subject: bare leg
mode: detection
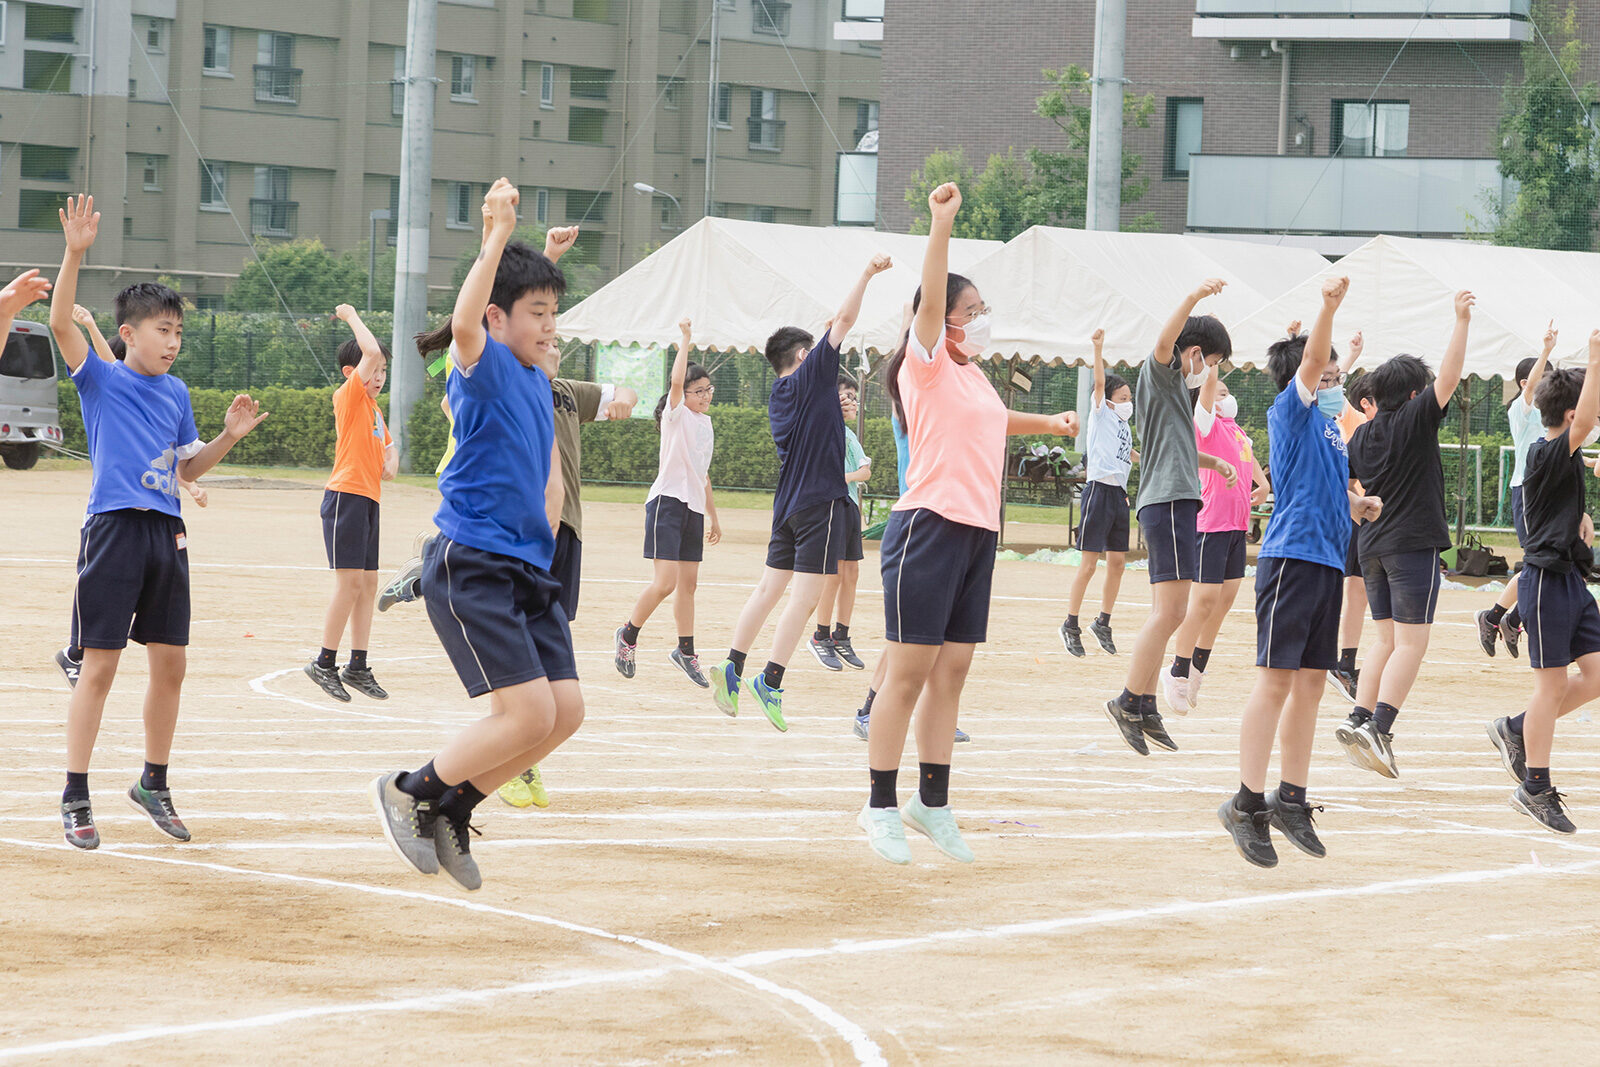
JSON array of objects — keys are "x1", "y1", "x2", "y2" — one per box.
[
  {"x1": 1171, "y1": 582, "x2": 1223, "y2": 668},
  {"x1": 1276, "y1": 669, "x2": 1328, "y2": 788},
  {"x1": 320, "y1": 569, "x2": 366, "y2": 651},
  {"x1": 768, "y1": 572, "x2": 829, "y2": 669},
  {"x1": 835, "y1": 560, "x2": 860, "y2": 627},
  {"x1": 1100, "y1": 552, "x2": 1126, "y2": 616},
  {"x1": 65, "y1": 648, "x2": 122, "y2": 774},
  {"x1": 1194, "y1": 578, "x2": 1243, "y2": 651},
  {"x1": 1125, "y1": 580, "x2": 1191, "y2": 696},
  {"x1": 815, "y1": 574, "x2": 842, "y2": 631},
  {"x1": 867, "y1": 640, "x2": 942, "y2": 779},
  {"x1": 1494, "y1": 580, "x2": 1519, "y2": 613},
  {"x1": 628, "y1": 559, "x2": 680, "y2": 631},
  {"x1": 671, "y1": 562, "x2": 699, "y2": 640},
  {"x1": 1374, "y1": 621, "x2": 1432, "y2": 714},
  {"x1": 349, "y1": 571, "x2": 380, "y2": 650},
  {"x1": 912, "y1": 642, "x2": 975, "y2": 767},
  {"x1": 1067, "y1": 551, "x2": 1100, "y2": 618},
  {"x1": 1238, "y1": 667, "x2": 1294, "y2": 791},
  {"x1": 433, "y1": 678, "x2": 559, "y2": 787},
  {"x1": 1339, "y1": 576, "x2": 1366, "y2": 652},
  {"x1": 141, "y1": 643, "x2": 186, "y2": 765},
  {"x1": 728, "y1": 567, "x2": 791, "y2": 655},
  {"x1": 471, "y1": 680, "x2": 586, "y2": 792},
  {"x1": 1354, "y1": 618, "x2": 1394, "y2": 710}
]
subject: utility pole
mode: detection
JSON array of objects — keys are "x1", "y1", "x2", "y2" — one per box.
[
  {"x1": 703, "y1": 0, "x2": 721, "y2": 217},
  {"x1": 389, "y1": 0, "x2": 437, "y2": 473},
  {"x1": 1085, "y1": 0, "x2": 1126, "y2": 233}
]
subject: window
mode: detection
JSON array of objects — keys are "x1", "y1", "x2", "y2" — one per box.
[
  {"x1": 570, "y1": 66, "x2": 611, "y2": 101},
  {"x1": 753, "y1": 1, "x2": 790, "y2": 35},
  {"x1": 450, "y1": 54, "x2": 476, "y2": 101},
  {"x1": 25, "y1": 4, "x2": 74, "y2": 43},
  {"x1": 145, "y1": 19, "x2": 162, "y2": 51},
  {"x1": 448, "y1": 182, "x2": 475, "y2": 228},
  {"x1": 255, "y1": 32, "x2": 298, "y2": 104},
  {"x1": 20, "y1": 145, "x2": 74, "y2": 181},
  {"x1": 1333, "y1": 101, "x2": 1409, "y2": 158},
  {"x1": 251, "y1": 166, "x2": 294, "y2": 236},
  {"x1": 748, "y1": 88, "x2": 781, "y2": 151},
  {"x1": 19, "y1": 190, "x2": 70, "y2": 230},
  {"x1": 569, "y1": 107, "x2": 607, "y2": 144},
  {"x1": 22, "y1": 52, "x2": 73, "y2": 92},
  {"x1": 1165, "y1": 97, "x2": 1203, "y2": 178},
  {"x1": 521, "y1": 61, "x2": 530, "y2": 95},
  {"x1": 199, "y1": 160, "x2": 227, "y2": 210},
  {"x1": 660, "y1": 77, "x2": 680, "y2": 110},
  {"x1": 853, "y1": 100, "x2": 878, "y2": 145},
  {"x1": 124, "y1": 216, "x2": 134, "y2": 238},
  {"x1": 749, "y1": 205, "x2": 776, "y2": 224},
  {"x1": 392, "y1": 49, "x2": 406, "y2": 116},
  {"x1": 540, "y1": 63, "x2": 554, "y2": 108},
  {"x1": 203, "y1": 26, "x2": 231, "y2": 74},
  {"x1": 142, "y1": 155, "x2": 162, "y2": 191},
  {"x1": 535, "y1": 188, "x2": 550, "y2": 224},
  {"x1": 127, "y1": 78, "x2": 136, "y2": 99},
  {"x1": 715, "y1": 83, "x2": 732, "y2": 128},
  {"x1": 0, "y1": 330, "x2": 56, "y2": 380}
]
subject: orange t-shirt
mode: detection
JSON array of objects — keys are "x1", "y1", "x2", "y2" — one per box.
[{"x1": 326, "y1": 373, "x2": 391, "y2": 502}]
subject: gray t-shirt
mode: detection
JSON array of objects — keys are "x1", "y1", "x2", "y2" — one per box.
[{"x1": 1133, "y1": 352, "x2": 1202, "y2": 511}]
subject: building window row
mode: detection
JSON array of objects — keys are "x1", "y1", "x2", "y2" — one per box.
[{"x1": 1159, "y1": 97, "x2": 1412, "y2": 177}]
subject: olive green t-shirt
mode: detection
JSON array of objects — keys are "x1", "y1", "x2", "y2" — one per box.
[{"x1": 551, "y1": 378, "x2": 606, "y2": 539}]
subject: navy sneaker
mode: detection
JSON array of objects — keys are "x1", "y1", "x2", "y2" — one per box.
[
  {"x1": 126, "y1": 783, "x2": 191, "y2": 841},
  {"x1": 1104, "y1": 698, "x2": 1149, "y2": 756},
  {"x1": 832, "y1": 634, "x2": 866, "y2": 670},
  {"x1": 61, "y1": 799, "x2": 99, "y2": 850},
  {"x1": 55, "y1": 647, "x2": 81, "y2": 688},
  {"x1": 808, "y1": 635, "x2": 844, "y2": 672},
  {"x1": 1487, "y1": 716, "x2": 1527, "y2": 784},
  {"x1": 1059, "y1": 621, "x2": 1085, "y2": 658}
]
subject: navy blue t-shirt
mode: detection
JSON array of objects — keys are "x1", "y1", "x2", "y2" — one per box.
[{"x1": 769, "y1": 333, "x2": 848, "y2": 528}]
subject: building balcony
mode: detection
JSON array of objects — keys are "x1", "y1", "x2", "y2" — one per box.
[
  {"x1": 1185, "y1": 154, "x2": 1510, "y2": 237},
  {"x1": 253, "y1": 65, "x2": 302, "y2": 105},
  {"x1": 249, "y1": 199, "x2": 298, "y2": 237},
  {"x1": 1193, "y1": 1, "x2": 1530, "y2": 41}
]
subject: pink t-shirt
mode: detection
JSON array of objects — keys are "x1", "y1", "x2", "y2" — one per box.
[
  {"x1": 1195, "y1": 405, "x2": 1254, "y2": 533},
  {"x1": 892, "y1": 326, "x2": 1009, "y2": 531}
]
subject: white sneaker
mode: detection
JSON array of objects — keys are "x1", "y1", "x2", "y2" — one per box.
[
  {"x1": 1186, "y1": 667, "x2": 1204, "y2": 711},
  {"x1": 901, "y1": 794, "x2": 975, "y2": 863},
  {"x1": 1160, "y1": 664, "x2": 1191, "y2": 716},
  {"x1": 858, "y1": 803, "x2": 911, "y2": 865}
]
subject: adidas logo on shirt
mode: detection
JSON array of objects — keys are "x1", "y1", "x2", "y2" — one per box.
[{"x1": 140, "y1": 448, "x2": 181, "y2": 496}]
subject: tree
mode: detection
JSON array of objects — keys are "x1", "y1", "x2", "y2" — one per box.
[
  {"x1": 906, "y1": 148, "x2": 1050, "y2": 241},
  {"x1": 448, "y1": 224, "x2": 605, "y2": 309},
  {"x1": 227, "y1": 238, "x2": 371, "y2": 313},
  {"x1": 1490, "y1": 0, "x2": 1599, "y2": 251}
]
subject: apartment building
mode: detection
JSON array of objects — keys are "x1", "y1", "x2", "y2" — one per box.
[
  {"x1": 880, "y1": 1, "x2": 1600, "y2": 252},
  {"x1": 0, "y1": 0, "x2": 880, "y2": 308}
]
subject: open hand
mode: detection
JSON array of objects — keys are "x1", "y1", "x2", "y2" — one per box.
[
  {"x1": 70, "y1": 303, "x2": 95, "y2": 328},
  {"x1": 223, "y1": 394, "x2": 269, "y2": 440},
  {"x1": 180, "y1": 478, "x2": 209, "y2": 508},
  {"x1": 0, "y1": 269, "x2": 51, "y2": 317},
  {"x1": 59, "y1": 195, "x2": 100, "y2": 254}
]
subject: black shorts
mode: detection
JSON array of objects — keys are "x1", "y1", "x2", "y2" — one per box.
[
  {"x1": 1196, "y1": 528, "x2": 1247, "y2": 584},
  {"x1": 1078, "y1": 481, "x2": 1130, "y2": 553},
  {"x1": 881, "y1": 508, "x2": 997, "y2": 645},
  {"x1": 1511, "y1": 485, "x2": 1527, "y2": 544},
  {"x1": 1255, "y1": 557, "x2": 1341, "y2": 671},
  {"x1": 422, "y1": 535, "x2": 578, "y2": 698},
  {"x1": 1344, "y1": 523, "x2": 1363, "y2": 579},
  {"x1": 1138, "y1": 499, "x2": 1200, "y2": 584},
  {"x1": 1362, "y1": 548, "x2": 1442, "y2": 625},
  {"x1": 766, "y1": 497, "x2": 852, "y2": 576},
  {"x1": 1521, "y1": 564, "x2": 1600, "y2": 669},
  {"x1": 644, "y1": 495, "x2": 705, "y2": 563},
  {"x1": 321, "y1": 490, "x2": 380, "y2": 571},
  {"x1": 551, "y1": 522, "x2": 582, "y2": 621},
  {"x1": 838, "y1": 500, "x2": 864, "y2": 563},
  {"x1": 72, "y1": 509, "x2": 191, "y2": 650}
]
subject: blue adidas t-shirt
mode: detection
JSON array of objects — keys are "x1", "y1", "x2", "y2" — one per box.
[
  {"x1": 768, "y1": 333, "x2": 848, "y2": 528},
  {"x1": 1259, "y1": 381, "x2": 1350, "y2": 571},
  {"x1": 71, "y1": 355, "x2": 202, "y2": 518},
  {"x1": 435, "y1": 336, "x2": 557, "y2": 570}
]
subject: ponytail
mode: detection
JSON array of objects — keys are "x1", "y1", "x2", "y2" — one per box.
[{"x1": 415, "y1": 320, "x2": 454, "y2": 360}]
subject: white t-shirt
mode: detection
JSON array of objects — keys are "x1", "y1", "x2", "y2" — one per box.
[{"x1": 648, "y1": 399, "x2": 715, "y2": 513}]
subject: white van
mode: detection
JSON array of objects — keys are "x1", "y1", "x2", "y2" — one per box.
[{"x1": 0, "y1": 320, "x2": 64, "y2": 470}]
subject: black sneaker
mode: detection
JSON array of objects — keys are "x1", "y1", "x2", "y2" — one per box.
[
  {"x1": 1266, "y1": 789, "x2": 1325, "y2": 858},
  {"x1": 1511, "y1": 785, "x2": 1576, "y2": 834},
  {"x1": 1060, "y1": 621, "x2": 1086, "y2": 658},
  {"x1": 304, "y1": 661, "x2": 352, "y2": 702},
  {"x1": 434, "y1": 816, "x2": 483, "y2": 890},
  {"x1": 61, "y1": 798, "x2": 99, "y2": 850},
  {"x1": 126, "y1": 783, "x2": 191, "y2": 841},
  {"x1": 1142, "y1": 708, "x2": 1178, "y2": 752},
  {"x1": 340, "y1": 666, "x2": 388, "y2": 700},
  {"x1": 832, "y1": 634, "x2": 866, "y2": 670},
  {"x1": 1217, "y1": 798, "x2": 1277, "y2": 868},
  {"x1": 1474, "y1": 609, "x2": 1499, "y2": 657},
  {"x1": 1089, "y1": 618, "x2": 1117, "y2": 654},
  {"x1": 1326, "y1": 665, "x2": 1359, "y2": 701},
  {"x1": 1487, "y1": 716, "x2": 1527, "y2": 784},
  {"x1": 808, "y1": 635, "x2": 844, "y2": 672},
  {"x1": 1103, "y1": 698, "x2": 1148, "y2": 756},
  {"x1": 377, "y1": 555, "x2": 424, "y2": 611},
  {"x1": 55, "y1": 647, "x2": 81, "y2": 689},
  {"x1": 1499, "y1": 614, "x2": 1521, "y2": 658}
]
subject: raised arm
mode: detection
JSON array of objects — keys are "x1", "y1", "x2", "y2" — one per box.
[
  {"x1": 0, "y1": 270, "x2": 52, "y2": 345},
  {"x1": 334, "y1": 304, "x2": 388, "y2": 383},
  {"x1": 177, "y1": 394, "x2": 269, "y2": 482},
  {"x1": 829, "y1": 253, "x2": 892, "y2": 349},
  {"x1": 72, "y1": 305, "x2": 114, "y2": 363},
  {"x1": 1569, "y1": 330, "x2": 1600, "y2": 455},
  {"x1": 1339, "y1": 329, "x2": 1364, "y2": 376},
  {"x1": 1434, "y1": 290, "x2": 1473, "y2": 408},
  {"x1": 48, "y1": 196, "x2": 100, "y2": 371},
  {"x1": 1299, "y1": 275, "x2": 1349, "y2": 397},
  {"x1": 1091, "y1": 328, "x2": 1107, "y2": 405},
  {"x1": 544, "y1": 226, "x2": 579, "y2": 264},
  {"x1": 1154, "y1": 278, "x2": 1225, "y2": 366},
  {"x1": 913, "y1": 183, "x2": 961, "y2": 354},
  {"x1": 1523, "y1": 320, "x2": 1558, "y2": 406},
  {"x1": 452, "y1": 178, "x2": 520, "y2": 372},
  {"x1": 1198, "y1": 360, "x2": 1222, "y2": 413},
  {"x1": 667, "y1": 317, "x2": 692, "y2": 411}
]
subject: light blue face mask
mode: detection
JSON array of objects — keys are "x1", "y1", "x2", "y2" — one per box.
[{"x1": 1316, "y1": 387, "x2": 1345, "y2": 418}]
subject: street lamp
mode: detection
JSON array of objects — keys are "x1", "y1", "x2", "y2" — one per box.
[
  {"x1": 632, "y1": 181, "x2": 682, "y2": 230},
  {"x1": 368, "y1": 208, "x2": 392, "y2": 312}
]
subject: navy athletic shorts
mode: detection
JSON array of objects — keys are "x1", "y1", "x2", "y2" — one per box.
[
  {"x1": 1138, "y1": 499, "x2": 1200, "y2": 584},
  {"x1": 72, "y1": 508, "x2": 191, "y2": 650},
  {"x1": 1344, "y1": 523, "x2": 1363, "y2": 579},
  {"x1": 1520, "y1": 564, "x2": 1600, "y2": 669},
  {"x1": 1196, "y1": 528, "x2": 1247, "y2": 585},
  {"x1": 422, "y1": 535, "x2": 578, "y2": 698},
  {"x1": 1511, "y1": 485, "x2": 1527, "y2": 544},
  {"x1": 1363, "y1": 548, "x2": 1442, "y2": 625},
  {"x1": 644, "y1": 494, "x2": 705, "y2": 563},
  {"x1": 321, "y1": 489, "x2": 380, "y2": 571},
  {"x1": 1255, "y1": 556, "x2": 1341, "y2": 671},
  {"x1": 1078, "y1": 481, "x2": 1130, "y2": 554},
  {"x1": 550, "y1": 522, "x2": 582, "y2": 621},
  {"x1": 767, "y1": 497, "x2": 852, "y2": 576},
  {"x1": 880, "y1": 507, "x2": 997, "y2": 645},
  {"x1": 838, "y1": 500, "x2": 864, "y2": 563}
]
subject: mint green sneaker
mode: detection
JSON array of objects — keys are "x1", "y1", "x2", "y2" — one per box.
[
  {"x1": 901, "y1": 793, "x2": 975, "y2": 863},
  {"x1": 747, "y1": 674, "x2": 788, "y2": 732},
  {"x1": 710, "y1": 658, "x2": 741, "y2": 717},
  {"x1": 858, "y1": 803, "x2": 911, "y2": 865}
]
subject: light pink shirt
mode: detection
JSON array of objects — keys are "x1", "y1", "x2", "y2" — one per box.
[{"x1": 1194, "y1": 404, "x2": 1254, "y2": 533}]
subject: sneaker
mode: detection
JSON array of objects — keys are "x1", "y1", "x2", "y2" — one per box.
[
  {"x1": 1060, "y1": 620, "x2": 1086, "y2": 658},
  {"x1": 1217, "y1": 798, "x2": 1277, "y2": 868},
  {"x1": 858, "y1": 803, "x2": 911, "y2": 865},
  {"x1": 498, "y1": 766, "x2": 549, "y2": 810},
  {"x1": 434, "y1": 816, "x2": 483, "y2": 890},
  {"x1": 901, "y1": 793, "x2": 975, "y2": 862},
  {"x1": 61, "y1": 799, "x2": 99, "y2": 850},
  {"x1": 304, "y1": 660, "x2": 352, "y2": 703},
  {"x1": 1511, "y1": 785, "x2": 1577, "y2": 834},
  {"x1": 1103, "y1": 698, "x2": 1149, "y2": 756},
  {"x1": 55, "y1": 647, "x2": 81, "y2": 688},
  {"x1": 1487, "y1": 717, "x2": 1528, "y2": 784},
  {"x1": 1266, "y1": 789, "x2": 1326, "y2": 858},
  {"x1": 377, "y1": 556, "x2": 424, "y2": 611},
  {"x1": 832, "y1": 634, "x2": 866, "y2": 670},
  {"x1": 1500, "y1": 614, "x2": 1521, "y2": 659},
  {"x1": 126, "y1": 783, "x2": 191, "y2": 841},
  {"x1": 954, "y1": 727, "x2": 971, "y2": 744},
  {"x1": 746, "y1": 675, "x2": 788, "y2": 732},
  {"x1": 710, "y1": 659, "x2": 740, "y2": 717},
  {"x1": 1351, "y1": 719, "x2": 1398, "y2": 778},
  {"x1": 1326, "y1": 665, "x2": 1359, "y2": 701},
  {"x1": 370, "y1": 772, "x2": 439, "y2": 876},
  {"x1": 808, "y1": 635, "x2": 844, "y2": 672},
  {"x1": 1186, "y1": 668, "x2": 1205, "y2": 711},
  {"x1": 613, "y1": 626, "x2": 637, "y2": 679},
  {"x1": 340, "y1": 665, "x2": 388, "y2": 700},
  {"x1": 1333, "y1": 711, "x2": 1372, "y2": 770},
  {"x1": 1160, "y1": 665, "x2": 1190, "y2": 716},
  {"x1": 669, "y1": 647, "x2": 709, "y2": 688},
  {"x1": 1089, "y1": 617, "x2": 1117, "y2": 654},
  {"x1": 853, "y1": 712, "x2": 871, "y2": 741},
  {"x1": 1474, "y1": 609, "x2": 1499, "y2": 657},
  {"x1": 1142, "y1": 708, "x2": 1179, "y2": 752}
]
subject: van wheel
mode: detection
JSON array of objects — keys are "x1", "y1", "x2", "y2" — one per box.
[{"x1": 0, "y1": 442, "x2": 40, "y2": 470}]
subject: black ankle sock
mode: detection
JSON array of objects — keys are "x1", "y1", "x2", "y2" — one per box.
[
  {"x1": 814, "y1": 624, "x2": 830, "y2": 642},
  {"x1": 349, "y1": 649, "x2": 368, "y2": 671},
  {"x1": 1525, "y1": 766, "x2": 1552, "y2": 794},
  {"x1": 1172, "y1": 655, "x2": 1191, "y2": 677},
  {"x1": 919, "y1": 762, "x2": 950, "y2": 808},
  {"x1": 437, "y1": 780, "x2": 488, "y2": 823},
  {"x1": 1277, "y1": 780, "x2": 1307, "y2": 806},
  {"x1": 832, "y1": 623, "x2": 850, "y2": 641},
  {"x1": 1066, "y1": 614, "x2": 1080, "y2": 630},
  {"x1": 316, "y1": 647, "x2": 337, "y2": 670},
  {"x1": 869, "y1": 767, "x2": 898, "y2": 809},
  {"x1": 1140, "y1": 693, "x2": 1157, "y2": 718},
  {"x1": 1351, "y1": 706, "x2": 1373, "y2": 724},
  {"x1": 140, "y1": 762, "x2": 168, "y2": 792},
  {"x1": 63, "y1": 772, "x2": 89, "y2": 804},
  {"x1": 762, "y1": 661, "x2": 785, "y2": 689},
  {"x1": 398, "y1": 760, "x2": 448, "y2": 801},
  {"x1": 1235, "y1": 784, "x2": 1267, "y2": 813},
  {"x1": 860, "y1": 688, "x2": 876, "y2": 715},
  {"x1": 1116, "y1": 688, "x2": 1139, "y2": 713},
  {"x1": 677, "y1": 635, "x2": 694, "y2": 656},
  {"x1": 1508, "y1": 712, "x2": 1525, "y2": 736},
  {"x1": 1487, "y1": 604, "x2": 1507, "y2": 625},
  {"x1": 1097, "y1": 612, "x2": 1111, "y2": 627},
  {"x1": 728, "y1": 649, "x2": 747, "y2": 675},
  {"x1": 1373, "y1": 702, "x2": 1399, "y2": 734},
  {"x1": 1191, "y1": 647, "x2": 1212, "y2": 673},
  {"x1": 1339, "y1": 647, "x2": 1357, "y2": 672},
  {"x1": 622, "y1": 622, "x2": 641, "y2": 645},
  {"x1": 68, "y1": 645, "x2": 84, "y2": 662},
  {"x1": 1508, "y1": 606, "x2": 1521, "y2": 630}
]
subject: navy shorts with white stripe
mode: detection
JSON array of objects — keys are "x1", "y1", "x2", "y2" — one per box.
[
  {"x1": 1254, "y1": 557, "x2": 1342, "y2": 671},
  {"x1": 1138, "y1": 499, "x2": 1200, "y2": 584},
  {"x1": 880, "y1": 507, "x2": 998, "y2": 645}
]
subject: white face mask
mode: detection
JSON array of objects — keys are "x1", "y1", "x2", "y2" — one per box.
[
  {"x1": 1217, "y1": 395, "x2": 1238, "y2": 420},
  {"x1": 952, "y1": 313, "x2": 991, "y2": 352},
  {"x1": 1185, "y1": 367, "x2": 1208, "y2": 389},
  {"x1": 1111, "y1": 400, "x2": 1133, "y2": 421}
]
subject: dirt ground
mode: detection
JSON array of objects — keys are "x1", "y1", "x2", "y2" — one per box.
[{"x1": 2, "y1": 465, "x2": 1598, "y2": 1065}]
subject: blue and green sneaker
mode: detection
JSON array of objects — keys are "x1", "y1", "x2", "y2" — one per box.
[
  {"x1": 746, "y1": 675, "x2": 788, "y2": 732},
  {"x1": 710, "y1": 659, "x2": 741, "y2": 717}
]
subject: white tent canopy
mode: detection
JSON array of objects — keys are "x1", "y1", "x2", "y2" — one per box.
[{"x1": 1227, "y1": 235, "x2": 1600, "y2": 378}]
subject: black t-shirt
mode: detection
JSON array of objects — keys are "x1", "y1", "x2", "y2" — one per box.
[
  {"x1": 1348, "y1": 389, "x2": 1450, "y2": 560},
  {"x1": 1521, "y1": 429, "x2": 1592, "y2": 575}
]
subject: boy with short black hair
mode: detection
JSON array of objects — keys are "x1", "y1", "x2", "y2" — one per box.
[
  {"x1": 304, "y1": 305, "x2": 397, "y2": 702},
  {"x1": 809, "y1": 372, "x2": 872, "y2": 672},
  {"x1": 710, "y1": 253, "x2": 893, "y2": 731},
  {"x1": 1337, "y1": 292, "x2": 1472, "y2": 778},
  {"x1": 49, "y1": 195, "x2": 268, "y2": 850}
]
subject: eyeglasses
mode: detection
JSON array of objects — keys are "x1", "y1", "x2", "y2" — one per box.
[
  {"x1": 1319, "y1": 371, "x2": 1345, "y2": 388},
  {"x1": 950, "y1": 304, "x2": 991, "y2": 324},
  {"x1": 686, "y1": 385, "x2": 715, "y2": 398}
]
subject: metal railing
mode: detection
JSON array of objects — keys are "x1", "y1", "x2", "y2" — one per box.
[
  {"x1": 249, "y1": 199, "x2": 298, "y2": 237},
  {"x1": 253, "y1": 65, "x2": 302, "y2": 104},
  {"x1": 747, "y1": 117, "x2": 785, "y2": 152}
]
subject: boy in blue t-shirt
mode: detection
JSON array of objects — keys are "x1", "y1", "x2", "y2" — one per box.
[
  {"x1": 371, "y1": 179, "x2": 581, "y2": 892},
  {"x1": 1218, "y1": 275, "x2": 1381, "y2": 868},
  {"x1": 48, "y1": 195, "x2": 268, "y2": 851},
  {"x1": 709, "y1": 253, "x2": 893, "y2": 732}
]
